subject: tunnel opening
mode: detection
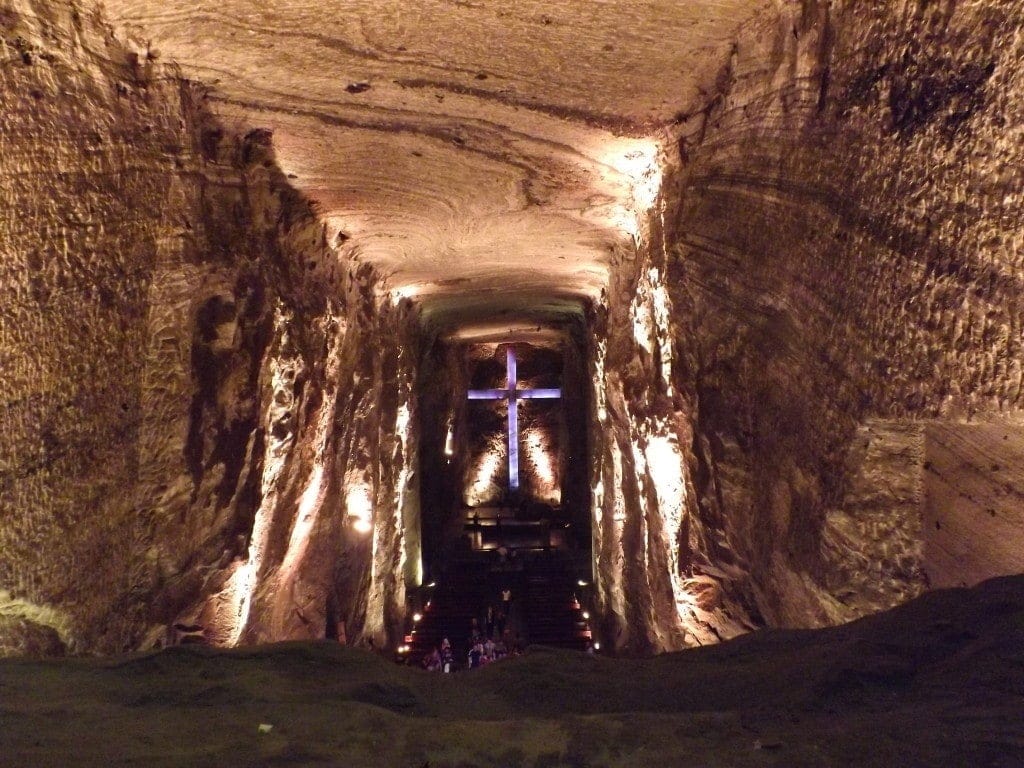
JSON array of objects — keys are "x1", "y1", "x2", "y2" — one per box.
[{"x1": 409, "y1": 320, "x2": 594, "y2": 663}]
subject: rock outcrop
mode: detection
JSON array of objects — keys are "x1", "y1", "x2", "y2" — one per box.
[{"x1": 3, "y1": 574, "x2": 1024, "y2": 766}]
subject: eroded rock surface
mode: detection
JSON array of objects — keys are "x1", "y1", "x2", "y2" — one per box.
[
  {"x1": 581, "y1": 1, "x2": 1024, "y2": 651},
  {"x1": 654, "y1": 0, "x2": 1024, "y2": 637},
  {"x1": 1, "y1": 0, "x2": 417, "y2": 654},
  {"x1": 924, "y1": 420, "x2": 1024, "y2": 588}
]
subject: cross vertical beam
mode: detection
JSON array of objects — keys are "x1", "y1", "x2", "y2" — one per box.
[
  {"x1": 506, "y1": 346, "x2": 519, "y2": 489},
  {"x1": 467, "y1": 346, "x2": 560, "y2": 491}
]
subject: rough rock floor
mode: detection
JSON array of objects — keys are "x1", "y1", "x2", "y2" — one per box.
[{"x1": 3, "y1": 577, "x2": 1023, "y2": 767}]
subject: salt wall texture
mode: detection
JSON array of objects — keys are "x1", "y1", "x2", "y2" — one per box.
[
  {"x1": 590, "y1": 0, "x2": 1024, "y2": 651},
  {"x1": 0, "y1": 0, "x2": 418, "y2": 654}
]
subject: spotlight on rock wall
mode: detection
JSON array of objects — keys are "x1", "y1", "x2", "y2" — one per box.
[
  {"x1": 644, "y1": 425, "x2": 698, "y2": 631},
  {"x1": 388, "y1": 282, "x2": 425, "y2": 308},
  {"x1": 524, "y1": 427, "x2": 560, "y2": 503},
  {"x1": 346, "y1": 485, "x2": 374, "y2": 534},
  {"x1": 599, "y1": 139, "x2": 663, "y2": 240},
  {"x1": 465, "y1": 443, "x2": 503, "y2": 507},
  {"x1": 280, "y1": 464, "x2": 325, "y2": 577}
]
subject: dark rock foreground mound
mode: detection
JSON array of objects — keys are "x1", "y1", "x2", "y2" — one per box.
[{"x1": 2, "y1": 576, "x2": 1023, "y2": 767}]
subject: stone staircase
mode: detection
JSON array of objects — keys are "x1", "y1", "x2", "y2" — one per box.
[
  {"x1": 521, "y1": 552, "x2": 591, "y2": 650},
  {"x1": 403, "y1": 550, "x2": 592, "y2": 668},
  {"x1": 403, "y1": 556, "x2": 498, "y2": 667}
]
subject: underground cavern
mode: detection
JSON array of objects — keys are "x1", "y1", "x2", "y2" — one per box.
[{"x1": 2, "y1": 0, "x2": 1024, "y2": 765}]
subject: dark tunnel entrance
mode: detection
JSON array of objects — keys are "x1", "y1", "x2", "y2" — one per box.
[{"x1": 408, "y1": 329, "x2": 594, "y2": 664}]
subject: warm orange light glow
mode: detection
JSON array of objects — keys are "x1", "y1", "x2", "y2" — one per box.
[
  {"x1": 280, "y1": 463, "x2": 325, "y2": 577},
  {"x1": 524, "y1": 428, "x2": 555, "y2": 485},
  {"x1": 392, "y1": 400, "x2": 414, "y2": 585},
  {"x1": 219, "y1": 308, "x2": 305, "y2": 645},
  {"x1": 630, "y1": 268, "x2": 673, "y2": 394},
  {"x1": 389, "y1": 284, "x2": 424, "y2": 306},
  {"x1": 396, "y1": 403, "x2": 411, "y2": 437},
  {"x1": 524, "y1": 427, "x2": 560, "y2": 503},
  {"x1": 598, "y1": 139, "x2": 664, "y2": 240},
  {"x1": 346, "y1": 484, "x2": 374, "y2": 534},
  {"x1": 642, "y1": 418, "x2": 704, "y2": 640},
  {"x1": 465, "y1": 443, "x2": 503, "y2": 506},
  {"x1": 648, "y1": 268, "x2": 674, "y2": 394},
  {"x1": 611, "y1": 441, "x2": 626, "y2": 523}
]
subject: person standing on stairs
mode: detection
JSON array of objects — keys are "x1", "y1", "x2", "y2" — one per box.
[
  {"x1": 496, "y1": 607, "x2": 506, "y2": 638},
  {"x1": 485, "y1": 604, "x2": 495, "y2": 638},
  {"x1": 441, "y1": 638, "x2": 453, "y2": 673},
  {"x1": 468, "y1": 640, "x2": 483, "y2": 669}
]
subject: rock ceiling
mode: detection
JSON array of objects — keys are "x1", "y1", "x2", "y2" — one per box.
[{"x1": 102, "y1": 0, "x2": 765, "y2": 337}]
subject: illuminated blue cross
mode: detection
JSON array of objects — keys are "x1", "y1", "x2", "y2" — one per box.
[{"x1": 467, "y1": 346, "x2": 560, "y2": 490}]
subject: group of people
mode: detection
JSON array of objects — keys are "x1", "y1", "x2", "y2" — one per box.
[
  {"x1": 467, "y1": 632, "x2": 521, "y2": 668},
  {"x1": 421, "y1": 632, "x2": 521, "y2": 672},
  {"x1": 420, "y1": 638, "x2": 456, "y2": 673},
  {"x1": 421, "y1": 588, "x2": 521, "y2": 672},
  {"x1": 421, "y1": 634, "x2": 524, "y2": 675}
]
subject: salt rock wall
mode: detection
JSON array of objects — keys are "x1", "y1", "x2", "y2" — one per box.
[
  {"x1": 0, "y1": 0, "x2": 193, "y2": 652},
  {"x1": 923, "y1": 419, "x2": 1024, "y2": 589},
  {"x1": 415, "y1": 341, "x2": 468, "y2": 578},
  {"x1": 0, "y1": 0, "x2": 417, "y2": 654},
  {"x1": 589, "y1": 209, "x2": 757, "y2": 654},
  {"x1": 664, "y1": 0, "x2": 1024, "y2": 630},
  {"x1": 211, "y1": 294, "x2": 420, "y2": 649}
]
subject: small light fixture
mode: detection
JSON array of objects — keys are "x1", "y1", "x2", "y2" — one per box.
[
  {"x1": 593, "y1": 642, "x2": 601, "y2": 651},
  {"x1": 582, "y1": 611, "x2": 590, "y2": 620},
  {"x1": 577, "y1": 579, "x2": 588, "y2": 587},
  {"x1": 413, "y1": 613, "x2": 422, "y2": 623}
]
